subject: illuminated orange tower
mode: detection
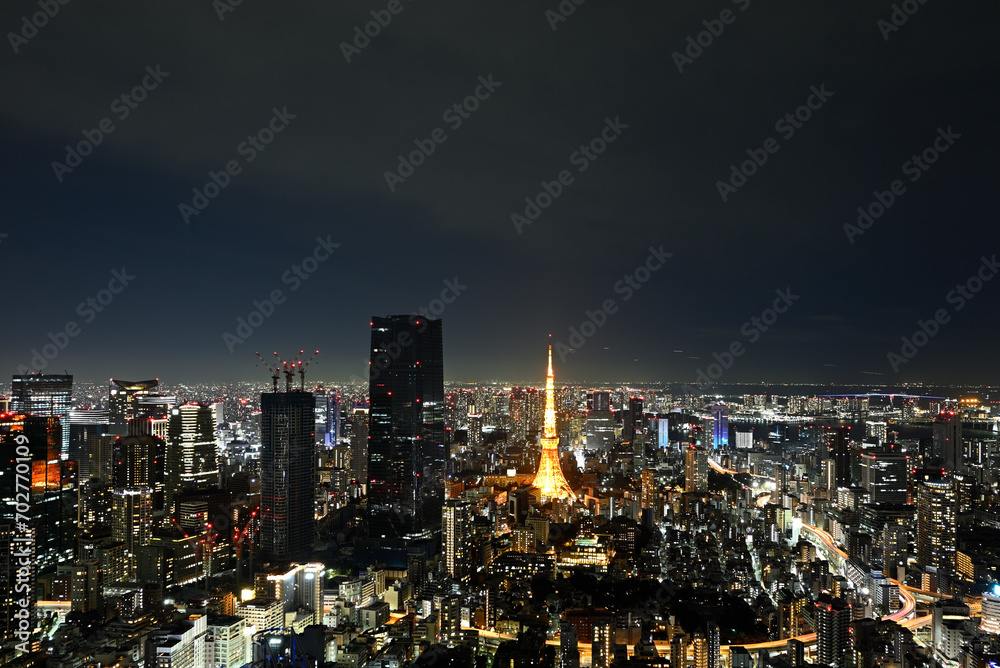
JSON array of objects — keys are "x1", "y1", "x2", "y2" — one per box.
[{"x1": 531, "y1": 342, "x2": 576, "y2": 501}]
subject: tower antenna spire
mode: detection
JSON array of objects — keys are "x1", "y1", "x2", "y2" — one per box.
[{"x1": 531, "y1": 338, "x2": 576, "y2": 501}]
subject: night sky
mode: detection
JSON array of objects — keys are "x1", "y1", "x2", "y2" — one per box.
[{"x1": 2, "y1": 1, "x2": 998, "y2": 385}]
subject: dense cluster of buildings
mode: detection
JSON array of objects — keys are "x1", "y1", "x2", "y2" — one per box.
[{"x1": 3, "y1": 318, "x2": 1000, "y2": 667}]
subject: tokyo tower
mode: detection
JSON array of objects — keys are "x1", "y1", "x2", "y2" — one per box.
[{"x1": 531, "y1": 342, "x2": 576, "y2": 501}]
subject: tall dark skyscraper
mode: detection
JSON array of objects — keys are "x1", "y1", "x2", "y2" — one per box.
[
  {"x1": 860, "y1": 451, "x2": 908, "y2": 504},
  {"x1": 12, "y1": 373, "x2": 72, "y2": 458},
  {"x1": 829, "y1": 426, "x2": 852, "y2": 488},
  {"x1": 622, "y1": 396, "x2": 643, "y2": 444},
  {"x1": 1, "y1": 415, "x2": 77, "y2": 570},
  {"x1": 350, "y1": 407, "x2": 369, "y2": 485},
  {"x1": 933, "y1": 410, "x2": 964, "y2": 473},
  {"x1": 367, "y1": 316, "x2": 444, "y2": 538},
  {"x1": 589, "y1": 391, "x2": 611, "y2": 413},
  {"x1": 815, "y1": 594, "x2": 852, "y2": 668},
  {"x1": 260, "y1": 390, "x2": 315, "y2": 562}
]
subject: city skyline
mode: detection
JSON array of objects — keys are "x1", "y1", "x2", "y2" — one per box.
[
  {"x1": 4, "y1": 348, "x2": 1000, "y2": 665},
  {"x1": 3, "y1": 2, "x2": 1000, "y2": 665}
]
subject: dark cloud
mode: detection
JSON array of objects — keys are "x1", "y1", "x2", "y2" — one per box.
[{"x1": 2, "y1": 0, "x2": 998, "y2": 385}]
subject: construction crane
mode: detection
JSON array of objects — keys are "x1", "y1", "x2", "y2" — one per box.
[
  {"x1": 256, "y1": 352, "x2": 282, "y2": 392},
  {"x1": 296, "y1": 350, "x2": 319, "y2": 390},
  {"x1": 258, "y1": 350, "x2": 319, "y2": 391},
  {"x1": 280, "y1": 351, "x2": 300, "y2": 392},
  {"x1": 255, "y1": 350, "x2": 319, "y2": 392}
]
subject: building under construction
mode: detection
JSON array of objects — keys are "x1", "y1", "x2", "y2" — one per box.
[{"x1": 257, "y1": 351, "x2": 319, "y2": 563}]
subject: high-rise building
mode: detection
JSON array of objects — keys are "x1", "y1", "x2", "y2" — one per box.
[
  {"x1": 787, "y1": 638, "x2": 805, "y2": 665},
  {"x1": 84, "y1": 432, "x2": 114, "y2": 492},
  {"x1": 12, "y1": 373, "x2": 72, "y2": 457},
  {"x1": 560, "y1": 622, "x2": 580, "y2": 668},
  {"x1": 700, "y1": 417, "x2": 715, "y2": 450},
  {"x1": 235, "y1": 597, "x2": 282, "y2": 633},
  {"x1": 685, "y1": 446, "x2": 708, "y2": 494},
  {"x1": 657, "y1": 416, "x2": 669, "y2": 448},
  {"x1": 442, "y1": 499, "x2": 474, "y2": 582},
  {"x1": 512, "y1": 525, "x2": 535, "y2": 553},
  {"x1": 147, "y1": 614, "x2": 208, "y2": 668},
  {"x1": 585, "y1": 411, "x2": 615, "y2": 452},
  {"x1": 166, "y1": 404, "x2": 219, "y2": 513},
  {"x1": 137, "y1": 394, "x2": 176, "y2": 422},
  {"x1": 822, "y1": 458, "x2": 837, "y2": 492},
  {"x1": 882, "y1": 522, "x2": 909, "y2": 575},
  {"x1": 733, "y1": 428, "x2": 753, "y2": 450},
  {"x1": 670, "y1": 635, "x2": 687, "y2": 668},
  {"x1": 367, "y1": 316, "x2": 445, "y2": 537},
  {"x1": 916, "y1": 478, "x2": 956, "y2": 575},
  {"x1": 467, "y1": 412, "x2": 484, "y2": 448},
  {"x1": 0, "y1": 523, "x2": 34, "y2": 647},
  {"x1": 981, "y1": 588, "x2": 1000, "y2": 635},
  {"x1": 1, "y1": 414, "x2": 77, "y2": 569},
  {"x1": 776, "y1": 588, "x2": 804, "y2": 638},
  {"x1": 730, "y1": 647, "x2": 753, "y2": 668},
  {"x1": 67, "y1": 408, "x2": 108, "y2": 480},
  {"x1": 623, "y1": 397, "x2": 643, "y2": 444},
  {"x1": 932, "y1": 598, "x2": 970, "y2": 661},
  {"x1": 706, "y1": 622, "x2": 720, "y2": 668},
  {"x1": 112, "y1": 487, "x2": 153, "y2": 580},
  {"x1": 531, "y1": 344, "x2": 576, "y2": 501},
  {"x1": 773, "y1": 465, "x2": 788, "y2": 504},
  {"x1": 350, "y1": 407, "x2": 369, "y2": 486},
  {"x1": 256, "y1": 563, "x2": 324, "y2": 625},
  {"x1": 691, "y1": 630, "x2": 709, "y2": 668},
  {"x1": 640, "y1": 469, "x2": 656, "y2": 512},
  {"x1": 509, "y1": 388, "x2": 528, "y2": 442},
  {"x1": 109, "y1": 379, "x2": 159, "y2": 436},
  {"x1": 589, "y1": 391, "x2": 611, "y2": 412},
  {"x1": 138, "y1": 526, "x2": 203, "y2": 588},
  {"x1": 313, "y1": 388, "x2": 339, "y2": 448},
  {"x1": 440, "y1": 595, "x2": 463, "y2": 647},
  {"x1": 77, "y1": 528, "x2": 128, "y2": 585},
  {"x1": 407, "y1": 553, "x2": 426, "y2": 594},
  {"x1": 815, "y1": 594, "x2": 852, "y2": 668},
  {"x1": 113, "y1": 419, "x2": 166, "y2": 513},
  {"x1": 829, "y1": 426, "x2": 852, "y2": 488},
  {"x1": 260, "y1": 390, "x2": 315, "y2": 562},
  {"x1": 710, "y1": 404, "x2": 728, "y2": 449},
  {"x1": 175, "y1": 488, "x2": 233, "y2": 575},
  {"x1": 206, "y1": 614, "x2": 248, "y2": 668},
  {"x1": 933, "y1": 411, "x2": 964, "y2": 473},
  {"x1": 592, "y1": 618, "x2": 614, "y2": 668},
  {"x1": 866, "y1": 421, "x2": 888, "y2": 444},
  {"x1": 860, "y1": 452, "x2": 908, "y2": 504},
  {"x1": 56, "y1": 560, "x2": 103, "y2": 612}
]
